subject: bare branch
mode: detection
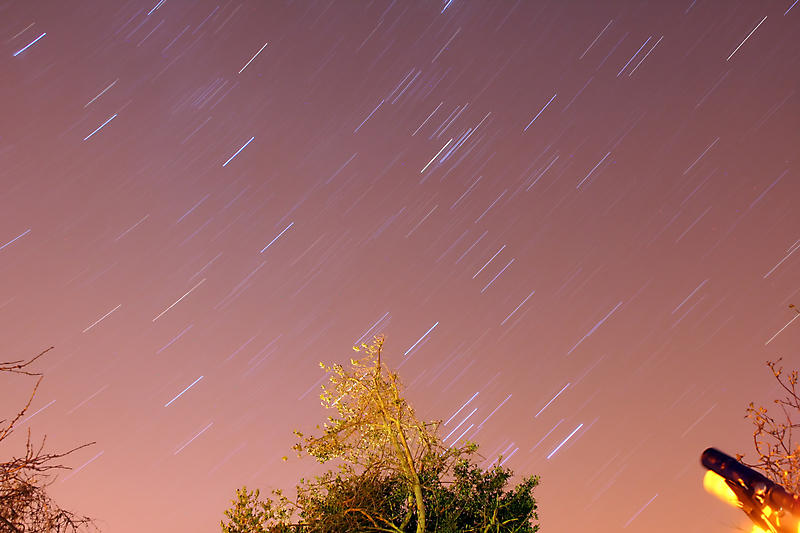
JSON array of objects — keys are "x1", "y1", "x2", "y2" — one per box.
[
  {"x1": 0, "y1": 376, "x2": 42, "y2": 444},
  {"x1": 0, "y1": 347, "x2": 53, "y2": 376},
  {"x1": 740, "y1": 350, "x2": 800, "y2": 494},
  {"x1": 2, "y1": 348, "x2": 96, "y2": 532}
]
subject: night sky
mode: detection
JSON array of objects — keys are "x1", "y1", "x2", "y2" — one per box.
[{"x1": 2, "y1": 0, "x2": 799, "y2": 531}]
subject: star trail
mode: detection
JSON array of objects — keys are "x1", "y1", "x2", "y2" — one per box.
[{"x1": 1, "y1": 1, "x2": 799, "y2": 532}]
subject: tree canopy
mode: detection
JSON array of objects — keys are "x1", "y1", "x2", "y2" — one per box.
[{"x1": 221, "y1": 336, "x2": 540, "y2": 532}]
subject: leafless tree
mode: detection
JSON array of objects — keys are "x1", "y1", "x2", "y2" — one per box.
[
  {"x1": 1, "y1": 347, "x2": 96, "y2": 532},
  {"x1": 737, "y1": 305, "x2": 800, "y2": 495}
]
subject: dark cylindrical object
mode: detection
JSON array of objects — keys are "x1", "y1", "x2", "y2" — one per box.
[{"x1": 701, "y1": 447, "x2": 800, "y2": 515}]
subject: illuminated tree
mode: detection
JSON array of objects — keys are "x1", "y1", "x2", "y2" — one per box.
[
  {"x1": 1, "y1": 347, "x2": 95, "y2": 532},
  {"x1": 738, "y1": 356, "x2": 800, "y2": 494},
  {"x1": 292, "y1": 335, "x2": 442, "y2": 533},
  {"x1": 288, "y1": 454, "x2": 539, "y2": 532},
  {"x1": 222, "y1": 335, "x2": 540, "y2": 532},
  {"x1": 736, "y1": 305, "x2": 800, "y2": 495},
  {"x1": 221, "y1": 487, "x2": 291, "y2": 533}
]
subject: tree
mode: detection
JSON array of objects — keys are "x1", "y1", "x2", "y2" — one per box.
[
  {"x1": 292, "y1": 335, "x2": 442, "y2": 533},
  {"x1": 221, "y1": 487, "x2": 291, "y2": 533},
  {"x1": 700, "y1": 305, "x2": 800, "y2": 533},
  {"x1": 1, "y1": 347, "x2": 95, "y2": 532},
  {"x1": 222, "y1": 335, "x2": 540, "y2": 532},
  {"x1": 423, "y1": 459, "x2": 539, "y2": 533},
  {"x1": 735, "y1": 304, "x2": 800, "y2": 496},
  {"x1": 282, "y1": 453, "x2": 539, "y2": 533},
  {"x1": 737, "y1": 356, "x2": 800, "y2": 495}
]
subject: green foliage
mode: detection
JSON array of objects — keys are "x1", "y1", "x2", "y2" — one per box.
[
  {"x1": 221, "y1": 487, "x2": 290, "y2": 533},
  {"x1": 424, "y1": 459, "x2": 540, "y2": 533},
  {"x1": 295, "y1": 469, "x2": 410, "y2": 532},
  {"x1": 220, "y1": 336, "x2": 541, "y2": 532},
  {"x1": 221, "y1": 461, "x2": 539, "y2": 533},
  {"x1": 289, "y1": 455, "x2": 540, "y2": 533}
]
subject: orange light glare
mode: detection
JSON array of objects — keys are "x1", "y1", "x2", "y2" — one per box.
[{"x1": 703, "y1": 470, "x2": 741, "y2": 509}]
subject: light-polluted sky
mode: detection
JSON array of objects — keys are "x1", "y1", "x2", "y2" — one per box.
[{"x1": 1, "y1": 1, "x2": 799, "y2": 531}]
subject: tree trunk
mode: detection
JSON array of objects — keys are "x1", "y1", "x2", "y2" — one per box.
[
  {"x1": 393, "y1": 419, "x2": 425, "y2": 533},
  {"x1": 388, "y1": 376, "x2": 427, "y2": 532},
  {"x1": 412, "y1": 478, "x2": 426, "y2": 533},
  {"x1": 371, "y1": 371, "x2": 426, "y2": 532}
]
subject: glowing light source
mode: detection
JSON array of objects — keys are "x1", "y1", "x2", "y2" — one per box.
[{"x1": 702, "y1": 470, "x2": 740, "y2": 509}]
